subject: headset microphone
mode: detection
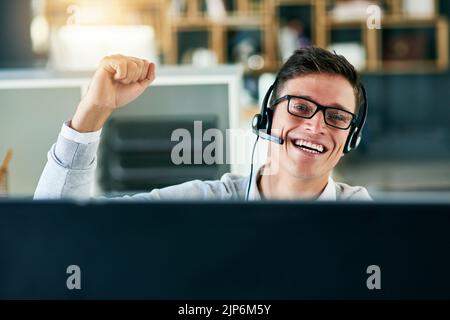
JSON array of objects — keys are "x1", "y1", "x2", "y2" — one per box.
[
  {"x1": 256, "y1": 130, "x2": 284, "y2": 144},
  {"x1": 252, "y1": 117, "x2": 284, "y2": 144}
]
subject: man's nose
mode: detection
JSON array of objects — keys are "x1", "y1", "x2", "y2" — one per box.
[{"x1": 304, "y1": 110, "x2": 326, "y2": 134}]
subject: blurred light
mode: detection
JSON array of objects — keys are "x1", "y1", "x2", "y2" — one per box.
[
  {"x1": 247, "y1": 54, "x2": 265, "y2": 71},
  {"x1": 403, "y1": 0, "x2": 435, "y2": 17},
  {"x1": 328, "y1": 42, "x2": 366, "y2": 71},
  {"x1": 64, "y1": 2, "x2": 143, "y2": 26},
  {"x1": 49, "y1": 25, "x2": 159, "y2": 71},
  {"x1": 66, "y1": 4, "x2": 107, "y2": 25},
  {"x1": 191, "y1": 49, "x2": 218, "y2": 67},
  {"x1": 30, "y1": 15, "x2": 50, "y2": 54}
]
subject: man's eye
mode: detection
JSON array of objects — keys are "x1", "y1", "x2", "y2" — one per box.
[
  {"x1": 327, "y1": 113, "x2": 346, "y2": 121},
  {"x1": 293, "y1": 104, "x2": 310, "y2": 112}
]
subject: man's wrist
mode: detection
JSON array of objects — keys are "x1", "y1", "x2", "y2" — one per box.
[
  {"x1": 71, "y1": 101, "x2": 113, "y2": 132},
  {"x1": 62, "y1": 121, "x2": 102, "y2": 144}
]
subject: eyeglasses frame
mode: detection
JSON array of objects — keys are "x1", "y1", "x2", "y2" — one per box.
[{"x1": 270, "y1": 95, "x2": 357, "y2": 130}]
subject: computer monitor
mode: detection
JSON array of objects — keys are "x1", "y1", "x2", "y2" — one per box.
[{"x1": 0, "y1": 200, "x2": 449, "y2": 299}]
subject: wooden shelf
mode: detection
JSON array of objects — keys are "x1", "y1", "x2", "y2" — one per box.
[
  {"x1": 320, "y1": 0, "x2": 448, "y2": 73},
  {"x1": 382, "y1": 16, "x2": 446, "y2": 25},
  {"x1": 220, "y1": 15, "x2": 264, "y2": 27},
  {"x1": 276, "y1": 0, "x2": 312, "y2": 4},
  {"x1": 42, "y1": 0, "x2": 449, "y2": 74},
  {"x1": 171, "y1": 19, "x2": 213, "y2": 29},
  {"x1": 326, "y1": 18, "x2": 368, "y2": 27},
  {"x1": 165, "y1": 0, "x2": 277, "y2": 69},
  {"x1": 172, "y1": 15, "x2": 263, "y2": 28},
  {"x1": 382, "y1": 60, "x2": 440, "y2": 69}
]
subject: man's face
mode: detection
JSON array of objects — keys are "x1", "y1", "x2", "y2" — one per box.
[{"x1": 269, "y1": 73, "x2": 357, "y2": 180}]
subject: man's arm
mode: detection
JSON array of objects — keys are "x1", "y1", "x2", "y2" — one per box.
[
  {"x1": 72, "y1": 54, "x2": 155, "y2": 132},
  {"x1": 34, "y1": 55, "x2": 156, "y2": 199}
]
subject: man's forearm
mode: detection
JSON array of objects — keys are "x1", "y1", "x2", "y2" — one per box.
[
  {"x1": 34, "y1": 127, "x2": 100, "y2": 200},
  {"x1": 70, "y1": 101, "x2": 113, "y2": 133}
]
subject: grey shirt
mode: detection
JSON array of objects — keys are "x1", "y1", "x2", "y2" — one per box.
[{"x1": 34, "y1": 124, "x2": 372, "y2": 201}]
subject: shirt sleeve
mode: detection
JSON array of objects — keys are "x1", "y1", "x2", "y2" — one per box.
[
  {"x1": 33, "y1": 121, "x2": 101, "y2": 200},
  {"x1": 60, "y1": 120, "x2": 102, "y2": 144},
  {"x1": 34, "y1": 122, "x2": 243, "y2": 201}
]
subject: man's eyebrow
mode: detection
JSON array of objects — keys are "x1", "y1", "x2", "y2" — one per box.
[{"x1": 300, "y1": 95, "x2": 353, "y2": 113}]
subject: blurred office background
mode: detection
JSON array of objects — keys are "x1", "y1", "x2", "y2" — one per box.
[{"x1": 0, "y1": 0, "x2": 449, "y2": 199}]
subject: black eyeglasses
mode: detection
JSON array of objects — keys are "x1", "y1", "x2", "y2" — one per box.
[{"x1": 271, "y1": 95, "x2": 356, "y2": 130}]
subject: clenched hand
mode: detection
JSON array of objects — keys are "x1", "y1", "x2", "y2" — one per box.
[{"x1": 71, "y1": 55, "x2": 156, "y2": 132}]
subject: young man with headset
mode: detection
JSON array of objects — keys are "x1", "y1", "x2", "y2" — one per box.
[{"x1": 34, "y1": 47, "x2": 371, "y2": 201}]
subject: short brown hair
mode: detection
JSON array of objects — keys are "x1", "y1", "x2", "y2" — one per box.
[{"x1": 271, "y1": 47, "x2": 363, "y2": 112}]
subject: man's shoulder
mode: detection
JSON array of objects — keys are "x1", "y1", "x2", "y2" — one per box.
[
  {"x1": 187, "y1": 172, "x2": 248, "y2": 195},
  {"x1": 334, "y1": 181, "x2": 373, "y2": 201},
  {"x1": 220, "y1": 172, "x2": 247, "y2": 183},
  {"x1": 146, "y1": 172, "x2": 248, "y2": 200},
  {"x1": 218, "y1": 172, "x2": 249, "y2": 195}
]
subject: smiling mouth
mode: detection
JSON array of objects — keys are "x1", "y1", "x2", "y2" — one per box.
[{"x1": 291, "y1": 139, "x2": 326, "y2": 155}]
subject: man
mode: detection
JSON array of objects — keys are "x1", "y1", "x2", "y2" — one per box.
[{"x1": 34, "y1": 47, "x2": 371, "y2": 201}]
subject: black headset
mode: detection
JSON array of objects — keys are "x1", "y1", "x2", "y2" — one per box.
[{"x1": 251, "y1": 81, "x2": 368, "y2": 153}]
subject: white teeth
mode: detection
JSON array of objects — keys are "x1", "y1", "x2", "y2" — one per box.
[
  {"x1": 294, "y1": 139, "x2": 324, "y2": 153},
  {"x1": 301, "y1": 147, "x2": 319, "y2": 154}
]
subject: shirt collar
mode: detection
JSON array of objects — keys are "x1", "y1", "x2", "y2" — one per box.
[
  {"x1": 316, "y1": 176, "x2": 337, "y2": 201},
  {"x1": 246, "y1": 166, "x2": 336, "y2": 201}
]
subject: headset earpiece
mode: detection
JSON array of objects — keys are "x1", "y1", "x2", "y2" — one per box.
[
  {"x1": 343, "y1": 129, "x2": 355, "y2": 154},
  {"x1": 351, "y1": 127, "x2": 362, "y2": 149},
  {"x1": 251, "y1": 83, "x2": 284, "y2": 145},
  {"x1": 343, "y1": 84, "x2": 368, "y2": 154},
  {"x1": 344, "y1": 126, "x2": 359, "y2": 154},
  {"x1": 252, "y1": 113, "x2": 262, "y2": 131},
  {"x1": 252, "y1": 84, "x2": 273, "y2": 133}
]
